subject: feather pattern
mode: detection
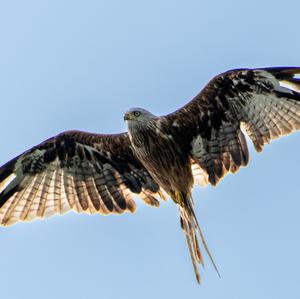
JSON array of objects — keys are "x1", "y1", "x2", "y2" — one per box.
[
  {"x1": 1, "y1": 66, "x2": 300, "y2": 284},
  {"x1": 165, "y1": 67, "x2": 300, "y2": 185},
  {"x1": 0, "y1": 131, "x2": 162, "y2": 226}
]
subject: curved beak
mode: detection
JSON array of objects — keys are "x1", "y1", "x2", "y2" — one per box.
[{"x1": 124, "y1": 112, "x2": 131, "y2": 121}]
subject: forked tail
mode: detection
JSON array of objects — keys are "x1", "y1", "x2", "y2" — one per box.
[{"x1": 177, "y1": 191, "x2": 220, "y2": 284}]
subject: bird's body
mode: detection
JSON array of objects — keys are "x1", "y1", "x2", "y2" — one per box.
[
  {"x1": 127, "y1": 113, "x2": 193, "y2": 198},
  {"x1": 1, "y1": 66, "x2": 300, "y2": 283}
]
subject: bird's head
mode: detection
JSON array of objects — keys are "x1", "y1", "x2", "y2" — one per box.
[{"x1": 124, "y1": 108, "x2": 156, "y2": 124}]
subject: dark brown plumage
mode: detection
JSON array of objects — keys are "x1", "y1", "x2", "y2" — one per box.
[{"x1": 1, "y1": 67, "x2": 300, "y2": 283}]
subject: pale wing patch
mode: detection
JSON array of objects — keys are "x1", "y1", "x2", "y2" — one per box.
[
  {"x1": 0, "y1": 164, "x2": 162, "y2": 226},
  {"x1": 191, "y1": 162, "x2": 208, "y2": 186},
  {"x1": 241, "y1": 93, "x2": 300, "y2": 151},
  {"x1": 279, "y1": 80, "x2": 300, "y2": 93},
  {"x1": 0, "y1": 131, "x2": 164, "y2": 227},
  {"x1": 0, "y1": 173, "x2": 16, "y2": 194}
]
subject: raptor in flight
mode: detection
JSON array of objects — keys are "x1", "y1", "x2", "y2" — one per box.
[{"x1": 0, "y1": 67, "x2": 299, "y2": 283}]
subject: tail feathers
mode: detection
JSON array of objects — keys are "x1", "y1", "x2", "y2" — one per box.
[
  {"x1": 177, "y1": 191, "x2": 220, "y2": 284},
  {"x1": 180, "y1": 207, "x2": 202, "y2": 283}
]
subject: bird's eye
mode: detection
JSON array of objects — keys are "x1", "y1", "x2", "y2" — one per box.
[{"x1": 134, "y1": 111, "x2": 141, "y2": 117}]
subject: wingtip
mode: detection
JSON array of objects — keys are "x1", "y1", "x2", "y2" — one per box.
[{"x1": 262, "y1": 66, "x2": 300, "y2": 79}]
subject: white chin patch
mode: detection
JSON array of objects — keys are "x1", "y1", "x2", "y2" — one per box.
[{"x1": 0, "y1": 173, "x2": 16, "y2": 194}]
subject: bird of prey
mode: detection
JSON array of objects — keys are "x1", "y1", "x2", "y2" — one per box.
[{"x1": 0, "y1": 67, "x2": 300, "y2": 283}]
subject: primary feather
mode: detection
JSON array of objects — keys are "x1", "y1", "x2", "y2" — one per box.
[{"x1": 1, "y1": 66, "x2": 300, "y2": 283}]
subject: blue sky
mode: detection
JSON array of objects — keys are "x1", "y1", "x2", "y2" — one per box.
[{"x1": 0, "y1": 1, "x2": 300, "y2": 298}]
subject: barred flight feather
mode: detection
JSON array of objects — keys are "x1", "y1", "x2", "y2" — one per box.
[
  {"x1": 0, "y1": 131, "x2": 162, "y2": 226},
  {"x1": 1, "y1": 66, "x2": 300, "y2": 284}
]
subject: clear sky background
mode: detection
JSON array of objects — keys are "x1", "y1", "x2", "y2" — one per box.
[{"x1": 0, "y1": 1, "x2": 300, "y2": 298}]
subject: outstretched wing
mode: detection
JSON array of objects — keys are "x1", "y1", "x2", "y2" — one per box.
[
  {"x1": 0, "y1": 130, "x2": 164, "y2": 226},
  {"x1": 165, "y1": 67, "x2": 300, "y2": 185}
]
